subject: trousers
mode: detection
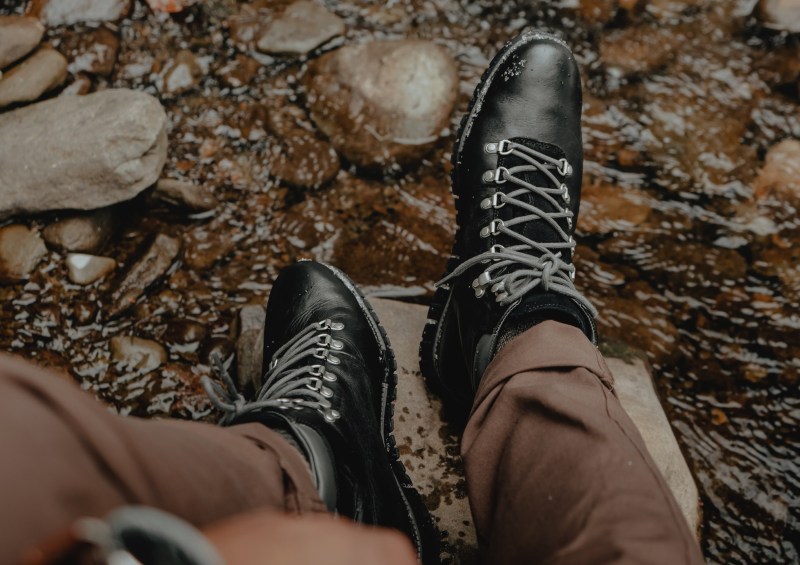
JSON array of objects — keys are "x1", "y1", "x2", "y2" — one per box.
[{"x1": 0, "y1": 321, "x2": 703, "y2": 564}]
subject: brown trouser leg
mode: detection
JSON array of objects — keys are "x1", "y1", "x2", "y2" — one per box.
[
  {"x1": 462, "y1": 321, "x2": 705, "y2": 565},
  {"x1": 0, "y1": 354, "x2": 324, "y2": 564}
]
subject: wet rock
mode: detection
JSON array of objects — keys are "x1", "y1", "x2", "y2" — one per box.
[
  {"x1": 217, "y1": 54, "x2": 260, "y2": 88},
  {"x1": 153, "y1": 178, "x2": 218, "y2": 211},
  {"x1": 72, "y1": 301, "x2": 98, "y2": 324},
  {"x1": 185, "y1": 221, "x2": 234, "y2": 270},
  {"x1": 0, "y1": 89, "x2": 167, "y2": 218},
  {"x1": 304, "y1": 40, "x2": 458, "y2": 168},
  {"x1": 236, "y1": 304, "x2": 265, "y2": 393},
  {"x1": 0, "y1": 16, "x2": 45, "y2": 70},
  {"x1": 754, "y1": 138, "x2": 800, "y2": 205},
  {"x1": 265, "y1": 104, "x2": 340, "y2": 188},
  {"x1": 0, "y1": 225, "x2": 47, "y2": 283},
  {"x1": 600, "y1": 24, "x2": 681, "y2": 76},
  {"x1": 28, "y1": 0, "x2": 132, "y2": 26},
  {"x1": 160, "y1": 50, "x2": 201, "y2": 95},
  {"x1": 110, "y1": 234, "x2": 181, "y2": 318},
  {"x1": 163, "y1": 319, "x2": 206, "y2": 357},
  {"x1": 579, "y1": 182, "x2": 652, "y2": 235},
  {"x1": 201, "y1": 337, "x2": 235, "y2": 366},
  {"x1": 110, "y1": 336, "x2": 167, "y2": 374},
  {"x1": 65, "y1": 26, "x2": 119, "y2": 76},
  {"x1": 757, "y1": 0, "x2": 800, "y2": 32},
  {"x1": 256, "y1": 1, "x2": 345, "y2": 55},
  {"x1": 576, "y1": 0, "x2": 617, "y2": 24},
  {"x1": 66, "y1": 253, "x2": 115, "y2": 284},
  {"x1": 59, "y1": 72, "x2": 92, "y2": 96},
  {"x1": 164, "y1": 319, "x2": 206, "y2": 345},
  {"x1": 43, "y1": 208, "x2": 115, "y2": 253},
  {"x1": 0, "y1": 47, "x2": 68, "y2": 108}
]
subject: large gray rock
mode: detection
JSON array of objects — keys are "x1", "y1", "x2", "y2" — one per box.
[
  {"x1": 368, "y1": 297, "x2": 701, "y2": 561},
  {"x1": 257, "y1": 1, "x2": 345, "y2": 55},
  {"x1": 0, "y1": 16, "x2": 45, "y2": 70},
  {"x1": 304, "y1": 40, "x2": 458, "y2": 168},
  {"x1": 0, "y1": 89, "x2": 167, "y2": 219},
  {"x1": 0, "y1": 47, "x2": 68, "y2": 108}
]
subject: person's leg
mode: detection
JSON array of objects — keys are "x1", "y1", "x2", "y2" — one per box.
[
  {"x1": 0, "y1": 353, "x2": 323, "y2": 564},
  {"x1": 420, "y1": 31, "x2": 705, "y2": 564},
  {"x1": 461, "y1": 321, "x2": 703, "y2": 564}
]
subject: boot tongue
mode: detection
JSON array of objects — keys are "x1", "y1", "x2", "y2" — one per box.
[{"x1": 495, "y1": 137, "x2": 571, "y2": 259}]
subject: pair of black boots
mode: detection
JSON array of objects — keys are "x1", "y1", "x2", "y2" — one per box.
[{"x1": 204, "y1": 32, "x2": 597, "y2": 564}]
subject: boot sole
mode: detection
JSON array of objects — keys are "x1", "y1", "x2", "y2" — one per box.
[
  {"x1": 420, "y1": 31, "x2": 569, "y2": 427},
  {"x1": 322, "y1": 263, "x2": 441, "y2": 565}
]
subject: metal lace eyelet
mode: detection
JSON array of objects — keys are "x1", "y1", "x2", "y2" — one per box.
[
  {"x1": 316, "y1": 319, "x2": 331, "y2": 330},
  {"x1": 329, "y1": 338, "x2": 343, "y2": 351},
  {"x1": 558, "y1": 159, "x2": 572, "y2": 177},
  {"x1": 307, "y1": 377, "x2": 322, "y2": 391},
  {"x1": 330, "y1": 321, "x2": 344, "y2": 331},
  {"x1": 313, "y1": 348, "x2": 327, "y2": 360},
  {"x1": 316, "y1": 334, "x2": 331, "y2": 347},
  {"x1": 570, "y1": 266, "x2": 577, "y2": 281},
  {"x1": 480, "y1": 193, "x2": 505, "y2": 210},
  {"x1": 494, "y1": 167, "x2": 509, "y2": 184},
  {"x1": 484, "y1": 142, "x2": 498, "y2": 154},
  {"x1": 497, "y1": 139, "x2": 513, "y2": 155},
  {"x1": 320, "y1": 386, "x2": 334, "y2": 399},
  {"x1": 309, "y1": 365, "x2": 324, "y2": 377},
  {"x1": 491, "y1": 244, "x2": 505, "y2": 254},
  {"x1": 323, "y1": 371, "x2": 337, "y2": 382},
  {"x1": 480, "y1": 219, "x2": 504, "y2": 238},
  {"x1": 324, "y1": 409, "x2": 341, "y2": 423}
]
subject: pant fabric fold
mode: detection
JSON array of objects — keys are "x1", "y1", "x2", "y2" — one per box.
[
  {"x1": 0, "y1": 354, "x2": 324, "y2": 565},
  {"x1": 461, "y1": 321, "x2": 704, "y2": 564}
]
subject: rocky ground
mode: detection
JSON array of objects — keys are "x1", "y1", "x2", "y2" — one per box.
[{"x1": 0, "y1": 0, "x2": 799, "y2": 562}]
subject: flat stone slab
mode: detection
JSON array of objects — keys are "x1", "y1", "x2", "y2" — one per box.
[{"x1": 368, "y1": 297, "x2": 701, "y2": 562}]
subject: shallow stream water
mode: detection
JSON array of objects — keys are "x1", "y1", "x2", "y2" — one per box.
[{"x1": 1, "y1": 0, "x2": 798, "y2": 562}]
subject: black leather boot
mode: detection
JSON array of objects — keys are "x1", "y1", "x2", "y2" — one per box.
[
  {"x1": 204, "y1": 260, "x2": 439, "y2": 564},
  {"x1": 420, "y1": 31, "x2": 598, "y2": 424}
]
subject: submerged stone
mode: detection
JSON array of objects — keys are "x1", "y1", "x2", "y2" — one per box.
[
  {"x1": 109, "y1": 234, "x2": 180, "y2": 318},
  {"x1": 110, "y1": 335, "x2": 167, "y2": 374},
  {"x1": 66, "y1": 253, "x2": 116, "y2": 285},
  {"x1": 304, "y1": 40, "x2": 458, "y2": 168},
  {"x1": 0, "y1": 47, "x2": 68, "y2": 108},
  {"x1": 256, "y1": 1, "x2": 345, "y2": 55},
  {"x1": 0, "y1": 225, "x2": 47, "y2": 283}
]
